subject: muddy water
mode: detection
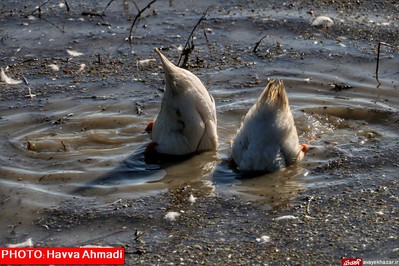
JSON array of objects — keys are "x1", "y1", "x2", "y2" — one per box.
[{"x1": 0, "y1": 0, "x2": 398, "y2": 245}]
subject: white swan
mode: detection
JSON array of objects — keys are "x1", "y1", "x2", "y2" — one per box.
[
  {"x1": 145, "y1": 48, "x2": 218, "y2": 157},
  {"x1": 231, "y1": 79, "x2": 308, "y2": 172}
]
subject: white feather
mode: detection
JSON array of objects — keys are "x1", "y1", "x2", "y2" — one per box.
[
  {"x1": 164, "y1": 211, "x2": 180, "y2": 221},
  {"x1": 188, "y1": 194, "x2": 197, "y2": 204},
  {"x1": 48, "y1": 64, "x2": 60, "y2": 71},
  {"x1": 66, "y1": 49, "x2": 84, "y2": 57},
  {"x1": 1, "y1": 67, "x2": 22, "y2": 84}
]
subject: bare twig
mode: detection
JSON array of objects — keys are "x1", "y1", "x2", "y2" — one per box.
[
  {"x1": 64, "y1": 0, "x2": 70, "y2": 12},
  {"x1": 29, "y1": 0, "x2": 52, "y2": 17},
  {"x1": 253, "y1": 35, "x2": 267, "y2": 53},
  {"x1": 131, "y1": 0, "x2": 140, "y2": 12},
  {"x1": 376, "y1": 42, "x2": 398, "y2": 83},
  {"x1": 41, "y1": 16, "x2": 65, "y2": 32},
  {"x1": 177, "y1": 8, "x2": 210, "y2": 68},
  {"x1": 27, "y1": 0, "x2": 67, "y2": 31},
  {"x1": 128, "y1": 0, "x2": 158, "y2": 44},
  {"x1": 101, "y1": 0, "x2": 116, "y2": 16},
  {"x1": 81, "y1": 11, "x2": 105, "y2": 19}
]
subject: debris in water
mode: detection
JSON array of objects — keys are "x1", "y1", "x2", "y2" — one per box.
[
  {"x1": 135, "y1": 102, "x2": 147, "y2": 115},
  {"x1": 253, "y1": 35, "x2": 267, "y2": 53},
  {"x1": 7, "y1": 238, "x2": 33, "y2": 247},
  {"x1": 1, "y1": 67, "x2": 22, "y2": 84},
  {"x1": 134, "y1": 230, "x2": 144, "y2": 240},
  {"x1": 27, "y1": 141, "x2": 36, "y2": 151},
  {"x1": 311, "y1": 16, "x2": 334, "y2": 28},
  {"x1": 67, "y1": 49, "x2": 84, "y2": 57},
  {"x1": 256, "y1": 235, "x2": 271, "y2": 243},
  {"x1": 329, "y1": 82, "x2": 353, "y2": 91},
  {"x1": 164, "y1": 211, "x2": 180, "y2": 221}
]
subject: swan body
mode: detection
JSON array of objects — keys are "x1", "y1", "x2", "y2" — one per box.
[
  {"x1": 231, "y1": 79, "x2": 307, "y2": 172},
  {"x1": 146, "y1": 49, "x2": 218, "y2": 156}
]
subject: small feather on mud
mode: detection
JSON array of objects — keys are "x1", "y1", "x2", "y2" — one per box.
[
  {"x1": 275, "y1": 215, "x2": 298, "y2": 221},
  {"x1": 1, "y1": 67, "x2": 22, "y2": 84},
  {"x1": 164, "y1": 211, "x2": 180, "y2": 221},
  {"x1": 66, "y1": 49, "x2": 84, "y2": 57},
  {"x1": 312, "y1": 16, "x2": 334, "y2": 28},
  {"x1": 188, "y1": 194, "x2": 197, "y2": 204},
  {"x1": 48, "y1": 64, "x2": 60, "y2": 71}
]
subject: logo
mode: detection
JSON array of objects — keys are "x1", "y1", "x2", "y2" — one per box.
[{"x1": 342, "y1": 258, "x2": 363, "y2": 266}]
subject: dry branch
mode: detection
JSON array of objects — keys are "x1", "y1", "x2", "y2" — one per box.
[
  {"x1": 177, "y1": 8, "x2": 210, "y2": 68},
  {"x1": 128, "y1": 0, "x2": 158, "y2": 44}
]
